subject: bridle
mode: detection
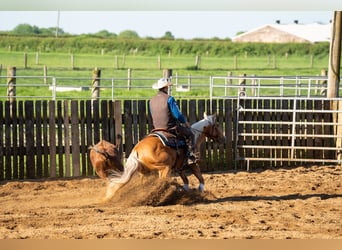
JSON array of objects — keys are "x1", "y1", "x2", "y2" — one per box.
[
  {"x1": 89, "y1": 145, "x2": 119, "y2": 161},
  {"x1": 191, "y1": 121, "x2": 222, "y2": 142},
  {"x1": 203, "y1": 123, "x2": 221, "y2": 142}
]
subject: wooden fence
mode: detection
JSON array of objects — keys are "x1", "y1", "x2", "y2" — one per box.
[{"x1": 0, "y1": 98, "x2": 338, "y2": 181}]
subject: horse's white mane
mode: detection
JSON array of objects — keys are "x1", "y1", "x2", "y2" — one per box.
[
  {"x1": 191, "y1": 113, "x2": 215, "y2": 143},
  {"x1": 191, "y1": 115, "x2": 213, "y2": 130}
]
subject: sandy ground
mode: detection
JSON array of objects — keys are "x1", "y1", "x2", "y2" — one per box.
[{"x1": 0, "y1": 165, "x2": 341, "y2": 239}]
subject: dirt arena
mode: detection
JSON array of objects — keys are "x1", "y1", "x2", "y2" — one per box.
[{"x1": 0, "y1": 164, "x2": 341, "y2": 239}]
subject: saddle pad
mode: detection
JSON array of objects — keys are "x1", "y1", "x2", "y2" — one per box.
[{"x1": 148, "y1": 131, "x2": 186, "y2": 148}]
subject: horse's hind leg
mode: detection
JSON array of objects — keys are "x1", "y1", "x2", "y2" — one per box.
[{"x1": 158, "y1": 166, "x2": 171, "y2": 178}]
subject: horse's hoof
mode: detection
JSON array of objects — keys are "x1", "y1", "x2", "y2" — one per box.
[
  {"x1": 198, "y1": 183, "x2": 204, "y2": 192},
  {"x1": 182, "y1": 184, "x2": 190, "y2": 192}
]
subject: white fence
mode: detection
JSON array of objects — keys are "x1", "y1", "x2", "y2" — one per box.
[
  {"x1": 0, "y1": 75, "x2": 211, "y2": 100},
  {"x1": 209, "y1": 75, "x2": 330, "y2": 99},
  {"x1": 0, "y1": 74, "x2": 336, "y2": 101}
]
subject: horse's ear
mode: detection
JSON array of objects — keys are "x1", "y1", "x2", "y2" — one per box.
[{"x1": 208, "y1": 112, "x2": 216, "y2": 121}]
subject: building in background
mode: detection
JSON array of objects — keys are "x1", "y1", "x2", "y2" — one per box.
[{"x1": 232, "y1": 21, "x2": 331, "y2": 43}]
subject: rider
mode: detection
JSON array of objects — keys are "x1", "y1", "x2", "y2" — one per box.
[{"x1": 149, "y1": 78, "x2": 199, "y2": 165}]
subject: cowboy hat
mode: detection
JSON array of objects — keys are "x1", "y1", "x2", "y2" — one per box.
[{"x1": 152, "y1": 78, "x2": 173, "y2": 89}]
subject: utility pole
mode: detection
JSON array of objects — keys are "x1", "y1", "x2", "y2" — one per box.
[
  {"x1": 55, "y1": 11, "x2": 60, "y2": 38},
  {"x1": 327, "y1": 11, "x2": 342, "y2": 98},
  {"x1": 327, "y1": 11, "x2": 342, "y2": 162}
]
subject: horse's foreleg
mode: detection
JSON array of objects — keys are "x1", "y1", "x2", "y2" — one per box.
[
  {"x1": 178, "y1": 170, "x2": 190, "y2": 192},
  {"x1": 190, "y1": 164, "x2": 205, "y2": 192}
]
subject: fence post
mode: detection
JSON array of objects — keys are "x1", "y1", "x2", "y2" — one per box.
[
  {"x1": 163, "y1": 69, "x2": 173, "y2": 95},
  {"x1": 187, "y1": 74, "x2": 192, "y2": 91},
  {"x1": 7, "y1": 67, "x2": 16, "y2": 104},
  {"x1": 239, "y1": 73, "x2": 246, "y2": 95},
  {"x1": 91, "y1": 67, "x2": 101, "y2": 101},
  {"x1": 336, "y1": 101, "x2": 342, "y2": 162},
  {"x1": 25, "y1": 101, "x2": 35, "y2": 178},
  {"x1": 114, "y1": 100, "x2": 123, "y2": 160},
  {"x1": 127, "y1": 68, "x2": 132, "y2": 90},
  {"x1": 36, "y1": 52, "x2": 39, "y2": 65},
  {"x1": 71, "y1": 54, "x2": 75, "y2": 69},
  {"x1": 327, "y1": 11, "x2": 342, "y2": 99},
  {"x1": 251, "y1": 74, "x2": 257, "y2": 96},
  {"x1": 43, "y1": 65, "x2": 48, "y2": 84},
  {"x1": 225, "y1": 71, "x2": 232, "y2": 96},
  {"x1": 115, "y1": 55, "x2": 119, "y2": 69},
  {"x1": 49, "y1": 101, "x2": 57, "y2": 177},
  {"x1": 320, "y1": 69, "x2": 327, "y2": 96},
  {"x1": 158, "y1": 55, "x2": 161, "y2": 70},
  {"x1": 71, "y1": 100, "x2": 80, "y2": 176},
  {"x1": 163, "y1": 69, "x2": 172, "y2": 80},
  {"x1": 195, "y1": 55, "x2": 201, "y2": 69},
  {"x1": 24, "y1": 53, "x2": 28, "y2": 69}
]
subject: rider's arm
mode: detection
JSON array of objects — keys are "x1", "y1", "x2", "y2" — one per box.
[{"x1": 167, "y1": 96, "x2": 187, "y2": 124}]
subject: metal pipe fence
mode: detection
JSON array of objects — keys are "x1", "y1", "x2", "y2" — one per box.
[
  {"x1": 210, "y1": 75, "x2": 331, "y2": 99},
  {"x1": 235, "y1": 94, "x2": 342, "y2": 170},
  {"x1": 0, "y1": 75, "x2": 212, "y2": 100},
  {"x1": 1, "y1": 74, "x2": 337, "y2": 102}
]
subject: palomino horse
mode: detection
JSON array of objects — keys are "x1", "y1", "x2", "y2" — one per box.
[{"x1": 103, "y1": 113, "x2": 225, "y2": 202}]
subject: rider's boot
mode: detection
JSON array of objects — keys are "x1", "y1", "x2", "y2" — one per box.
[{"x1": 187, "y1": 144, "x2": 199, "y2": 165}]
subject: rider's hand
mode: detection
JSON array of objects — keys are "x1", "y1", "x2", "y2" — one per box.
[{"x1": 185, "y1": 122, "x2": 191, "y2": 128}]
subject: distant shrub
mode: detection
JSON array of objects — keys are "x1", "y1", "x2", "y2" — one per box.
[{"x1": 0, "y1": 34, "x2": 329, "y2": 58}]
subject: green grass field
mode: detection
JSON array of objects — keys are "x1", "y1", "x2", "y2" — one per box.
[{"x1": 0, "y1": 50, "x2": 331, "y2": 99}]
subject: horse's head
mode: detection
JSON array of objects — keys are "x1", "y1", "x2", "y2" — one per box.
[
  {"x1": 202, "y1": 113, "x2": 225, "y2": 144},
  {"x1": 89, "y1": 137, "x2": 124, "y2": 179}
]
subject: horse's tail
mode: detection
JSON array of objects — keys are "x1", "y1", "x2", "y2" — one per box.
[
  {"x1": 108, "y1": 149, "x2": 139, "y2": 185},
  {"x1": 103, "y1": 149, "x2": 140, "y2": 202}
]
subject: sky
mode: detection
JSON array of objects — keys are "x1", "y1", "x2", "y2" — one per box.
[{"x1": 0, "y1": 11, "x2": 334, "y2": 39}]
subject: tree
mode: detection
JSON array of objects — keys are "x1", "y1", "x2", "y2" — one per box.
[
  {"x1": 118, "y1": 30, "x2": 139, "y2": 39},
  {"x1": 10, "y1": 23, "x2": 66, "y2": 36},
  {"x1": 40, "y1": 27, "x2": 65, "y2": 36},
  {"x1": 94, "y1": 30, "x2": 117, "y2": 38},
  {"x1": 12, "y1": 23, "x2": 40, "y2": 35},
  {"x1": 161, "y1": 31, "x2": 175, "y2": 40}
]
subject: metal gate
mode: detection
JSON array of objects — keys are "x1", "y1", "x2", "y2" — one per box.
[{"x1": 235, "y1": 93, "x2": 342, "y2": 170}]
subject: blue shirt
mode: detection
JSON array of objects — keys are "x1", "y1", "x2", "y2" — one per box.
[{"x1": 167, "y1": 96, "x2": 187, "y2": 123}]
